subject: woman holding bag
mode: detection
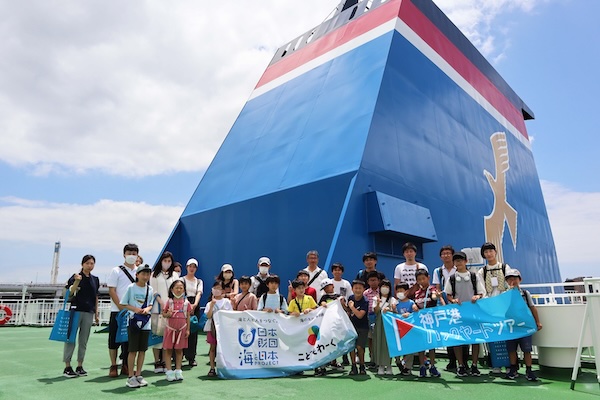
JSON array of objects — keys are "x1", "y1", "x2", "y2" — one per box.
[
  {"x1": 62, "y1": 254, "x2": 100, "y2": 378},
  {"x1": 183, "y1": 258, "x2": 203, "y2": 367}
]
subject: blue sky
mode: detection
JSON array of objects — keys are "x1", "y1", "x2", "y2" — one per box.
[{"x1": 1, "y1": 0, "x2": 598, "y2": 284}]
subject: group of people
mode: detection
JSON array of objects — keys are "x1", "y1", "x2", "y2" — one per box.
[{"x1": 60, "y1": 241, "x2": 542, "y2": 387}]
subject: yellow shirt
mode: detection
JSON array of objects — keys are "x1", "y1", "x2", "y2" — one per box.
[{"x1": 288, "y1": 295, "x2": 317, "y2": 313}]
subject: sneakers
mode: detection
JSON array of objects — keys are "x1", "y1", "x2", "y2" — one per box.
[
  {"x1": 349, "y1": 365, "x2": 358, "y2": 375},
  {"x1": 377, "y1": 366, "x2": 385, "y2": 375},
  {"x1": 314, "y1": 367, "x2": 326, "y2": 376},
  {"x1": 430, "y1": 366, "x2": 441, "y2": 377},
  {"x1": 330, "y1": 360, "x2": 344, "y2": 370},
  {"x1": 401, "y1": 367, "x2": 412, "y2": 376},
  {"x1": 359, "y1": 364, "x2": 367, "y2": 375},
  {"x1": 174, "y1": 369, "x2": 184, "y2": 381},
  {"x1": 526, "y1": 369, "x2": 538, "y2": 382},
  {"x1": 126, "y1": 376, "x2": 140, "y2": 388},
  {"x1": 491, "y1": 367, "x2": 502, "y2": 374},
  {"x1": 207, "y1": 368, "x2": 217, "y2": 377},
  {"x1": 109, "y1": 365, "x2": 118, "y2": 378},
  {"x1": 419, "y1": 365, "x2": 428, "y2": 378},
  {"x1": 341, "y1": 355, "x2": 350, "y2": 366},
  {"x1": 136, "y1": 376, "x2": 148, "y2": 387},
  {"x1": 505, "y1": 368, "x2": 518, "y2": 380},
  {"x1": 75, "y1": 366, "x2": 87, "y2": 376},
  {"x1": 154, "y1": 362, "x2": 164, "y2": 374},
  {"x1": 384, "y1": 366, "x2": 394, "y2": 375},
  {"x1": 63, "y1": 367, "x2": 78, "y2": 378},
  {"x1": 120, "y1": 363, "x2": 129, "y2": 376},
  {"x1": 166, "y1": 370, "x2": 176, "y2": 382},
  {"x1": 445, "y1": 362, "x2": 457, "y2": 372},
  {"x1": 456, "y1": 366, "x2": 468, "y2": 377},
  {"x1": 470, "y1": 364, "x2": 481, "y2": 377},
  {"x1": 189, "y1": 360, "x2": 197, "y2": 367}
]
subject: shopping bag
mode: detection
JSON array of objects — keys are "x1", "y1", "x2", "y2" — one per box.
[
  {"x1": 115, "y1": 309, "x2": 129, "y2": 343},
  {"x1": 49, "y1": 289, "x2": 80, "y2": 343}
]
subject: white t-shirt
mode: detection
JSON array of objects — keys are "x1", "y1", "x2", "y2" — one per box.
[
  {"x1": 394, "y1": 262, "x2": 428, "y2": 287},
  {"x1": 432, "y1": 265, "x2": 456, "y2": 288},
  {"x1": 184, "y1": 276, "x2": 204, "y2": 299},
  {"x1": 106, "y1": 265, "x2": 137, "y2": 312},
  {"x1": 333, "y1": 278, "x2": 352, "y2": 300},
  {"x1": 303, "y1": 266, "x2": 328, "y2": 293}
]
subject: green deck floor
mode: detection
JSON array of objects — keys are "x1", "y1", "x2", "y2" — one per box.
[{"x1": 1, "y1": 326, "x2": 598, "y2": 399}]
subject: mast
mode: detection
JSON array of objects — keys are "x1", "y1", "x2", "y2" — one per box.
[{"x1": 50, "y1": 241, "x2": 60, "y2": 284}]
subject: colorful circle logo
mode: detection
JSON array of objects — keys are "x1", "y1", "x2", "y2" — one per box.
[{"x1": 307, "y1": 325, "x2": 320, "y2": 345}]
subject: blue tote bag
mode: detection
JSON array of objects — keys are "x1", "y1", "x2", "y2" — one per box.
[
  {"x1": 115, "y1": 309, "x2": 129, "y2": 343},
  {"x1": 49, "y1": 289, "x2": 80, "y2": 343}
]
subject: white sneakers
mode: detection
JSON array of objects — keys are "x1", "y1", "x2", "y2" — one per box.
[
  {"x1": 126, "y1": 376, "x2": 140, "y2": 388},
  {"x1": 136, "y1": 376, "x2": 148, "y2": 387},
  {"x1": 166, "y1": 369, "x2": 184, "y2": 382}
]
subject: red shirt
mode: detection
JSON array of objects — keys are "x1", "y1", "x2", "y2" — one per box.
[{"x1": 291, "y1": 286, "x2": 318, "y2": 302}]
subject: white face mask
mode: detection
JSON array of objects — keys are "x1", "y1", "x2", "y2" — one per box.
[
  {"x1": 397, "y1": 292, "x2": 406, "y2": 300},
  {"x1": 380, "y1": 287, "x2": 390, "y2": 296},
  {"x1": 161, "y1": 261, "x2": 172, "y2": 271},
  {"x1": 173, "y1": 292, "x2": 184, "y2": 299},
  {"x1": 259, "y1": 266, "x2": 269, "y2": 275},
  {"x1": 223, "y1": 272, "x2": 233, "y2": 280},
  {"x1": 125, "y1": 255, "x2": 137, "y2": 265}
]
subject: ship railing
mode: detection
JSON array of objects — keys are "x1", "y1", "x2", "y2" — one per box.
[
  {"x1": 0, "y1": 299, "x2": 113, "y2": 327},
  {"x1": 521, "y1": 281, "x2": 590, "y2": 305}
]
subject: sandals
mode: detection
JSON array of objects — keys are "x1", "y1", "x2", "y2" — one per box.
[{"x1": 207, "y1": 368, "x2": 217, "y2": 377}]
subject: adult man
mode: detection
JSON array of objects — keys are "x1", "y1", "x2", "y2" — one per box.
[
  {"x1": 355, "y1": 252, "x2": 386, "y2": 283},
  {"x1": 250, "y1": 257, "x2": 273, "y2": 298},
  {"x1": 393, "y1": 243, "x2": 428, "y2": 297},
  {"x1": 303, "y1": 250, "x2": 329, "y2": 296},
  {"x1": 106, "y1": 243, "x2": 139, "y2": 377}
]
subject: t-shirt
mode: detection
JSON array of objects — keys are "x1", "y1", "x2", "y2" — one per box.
[
  {"x1": 250, "y1": 274, "x2": 270, "y2": 298},
  {"x1": 332, "y1": 278, "x2": 352, "y2": 300},
  {"x1": 303, "y1": 267, "x2": 328, "y2": 295},
  {"x1": 184, "y1": 276, "x2": 203, "y2": 298},
  {"x1": 319, "y1": 293, "x2": 341, "y2": 305},
  {"x1": 106, "y1": 265, "x2": 137, "y2": 312},
  {"x1": 394, "y1": 262, "x2": 428, "y2": 288},
  {"x1": 363, "y1": 287, "x2": 379, "y2": 314},
  {"x1": 67, "y1": 272, "x2": 100, "y2": 313},
  {"x1": 348, "y1": 295, "x2": 369, "y2": 329},
  {"x1": 257, "y1": 293, "x2": 288, "y2": 313},
  {"x1": 120, "y1": 283, "x2": 154, "y2": 330},
  {"x1": 414, "y1": 285, "x2": 439, "y2": 309},
  {"x1": 377, "y1": 296, "x2": 398, "y2": 314},
  {"x1": 444, "y1": 271, "x2": 485, "y2": 303},
  {"x1": 291, "y1": 286, "x2": 317, "y2": 302},
  {"x1": 233, "y1": 292, "x2": 258, "y2": 311},
  {"x1": 396, "y1": 299, "x2": 415, "y2": 315},
  {"x1": 432, "y1": 265, "x2": 456, "y2": 289},
  {"x1": 205, "y1": 297, "x2": 233, "y2": 315},
  {"x1": 288, "y1": 295, "x2": 317, "y2": 314}
]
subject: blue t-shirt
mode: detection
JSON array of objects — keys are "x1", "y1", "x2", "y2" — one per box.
[
  {"x1": 396, "y1": 299, "x2": 415, "y2": 315},
  {"x1": 120, "y1": 283, "x2": 154, "y2": 330},
  {"x1": 348, "y1": 295, "x2": 369, "y2": 330},
  {"x1": 257, "y1": 292, "x2": 288, "y2": 313}
]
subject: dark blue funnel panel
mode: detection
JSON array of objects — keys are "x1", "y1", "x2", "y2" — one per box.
[{"x1": 164, "y1": 0, "x2": 560, "y2": 288}]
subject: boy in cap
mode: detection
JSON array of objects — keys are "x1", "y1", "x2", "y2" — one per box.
[
  {"x1": 318, "y1": 278, "x2": 340, "y2": 305},
  {"x1": 345, "y1": 280, "x2": 369, "y2": 376},
  {"x1": 504, "y1": 269, "x2": 542, "y2": 381}
]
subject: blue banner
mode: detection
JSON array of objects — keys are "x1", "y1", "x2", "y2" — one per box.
[{"x1": 382, "y1": 289, "x2": 537, "y2": 357}]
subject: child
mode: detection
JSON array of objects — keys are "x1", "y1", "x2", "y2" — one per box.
[
  {"x1": 414, "y1": 269, "x2": 445, "y2": 378},
  {"x1": 232, "y1": 276, "x2": 258, "y2": 311},
  {"x1": 288, "y1": 279, "x2": 317, "y2": 316},
  {"x1": 120, "y1": 265, "x2": 154, "y2": 388},
  {"x1": 163, "y1": 279, "x2": 192, "y2": 382},
  {"x1": 363, "y1": 271, "x2": 381, "y2": 366},
  {"x1": 288, "y1": 270, "x2": 318, "y2": 303},
  {"x1": 257, "y1": 275, "x2": 288, "y2": 314},
  {"x1": 205, "y1": 281, "x2": 232, "y2": 377},
  {"x1": 331, "y1": 262, "x2": 352, "y2": 300},
  {"x1": 395, "y1": 282, "x2": 419, "y2": 375},
  {"x1": 345, "y1": 280, "x2": 369, "y2": 376},
  {"x1": 444, "y1": 251, "x2": 485, "y2": 377},
  {"x1": 504, "y1": 269, "x2": 542, "y2": 381},
  {"x1": 318, "y1": 278, "x2": 345, "y2": 372},
  {"x1": 373, "y1": 279, "x2": 397, "y2": 375}
]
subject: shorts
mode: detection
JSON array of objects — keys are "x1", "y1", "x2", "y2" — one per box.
[
  {"x1": 108, "y1": 311, "x2": 128, "y2": 350},
  {"x1": 207, "y1": 331, "x2": 217, "y2": 345},
  {"x1": 128, "y1": 326, "x2": 150, "y2": 352},
  {"x1": 506, "y1": 335, "x2": 533, "y2": 353},
  {"x1": 354, "y1": 328, "x2": 369, "y2": 349}
]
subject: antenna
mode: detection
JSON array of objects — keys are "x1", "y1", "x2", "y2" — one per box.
[{"x1": 50, "y1": 241, "x2": 61, "y2": 284}]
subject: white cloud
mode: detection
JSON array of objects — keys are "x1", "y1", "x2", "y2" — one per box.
[{"x1": 541, "y1": 181, "x2": 600, "y2": 278}]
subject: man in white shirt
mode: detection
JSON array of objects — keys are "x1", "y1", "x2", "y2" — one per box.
[
  {"x1": 106, "y1": 243, "x2": 139, "y2": 378},
  {"x1": 303, "y1": 250, "x2": 328, "y2": 297},
  {"x1": 393, "y1": 243, "x2": 428, "y2": 296}
]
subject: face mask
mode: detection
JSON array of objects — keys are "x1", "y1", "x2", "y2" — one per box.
[
  {"x1": 380, "y1": 287, "x2": 390, "y2": 296},
  {"x1": 259, "y1": 266, "x2": 269, "y2": 275},
  {"x1": 162, "y1": 261, "x2": 172, "y2": 271},
  {"x1": 173, "y1": 292, "x2": 184, "y2": 299},
  {"x1": 397, "y1": 292, "x2": 406, "y2": 300},
  {"x1": 212, "y1": 288, "x2": 222, "y2": 297},
  {"x1": 125, "y1": 255, "x2": 137, "y2": 265},
  {"x1": 223, "y1": 272, "x2": 233, "y2": 279}
]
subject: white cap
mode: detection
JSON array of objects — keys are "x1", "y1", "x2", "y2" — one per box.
[
  {"x1": 221, "y1": 263, "x2": 233, "y2": 272},
  {"x1": 186, "y1": 258, "x2": 198, "y2": 267},
  {"x1": 320, "y1": 278, "x2": 334, "y2": 290},
  {"x1": 257, "y1": 257, "x2": 271, "y2": 266}
]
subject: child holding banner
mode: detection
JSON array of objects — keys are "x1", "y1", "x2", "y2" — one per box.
[
  {"x1": 288, "y1": 280, "x2": 317, "y2": 316},
  {"x1": 394, "y1": 282, "x2": 419, "y2": 375},
  {"x1": 373, "y1": 279, "x2": 397, "y2": 375},
  {"x1": 205, "y1": 281, "x2": 233, "y2": 377},
  {"x1": 346, "y1": 280, "x2": 369, "y2": 376},
  {"x1": 504, "y1": 269, "x2": 542, "y2": 381},
  {"x1": 414, "y1": 269, "x2": 445, "y2": 378}
]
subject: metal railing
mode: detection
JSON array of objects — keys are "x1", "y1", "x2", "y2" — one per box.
[{"x1": 0, "y1": 299, "x2": 113, "y2": 327}]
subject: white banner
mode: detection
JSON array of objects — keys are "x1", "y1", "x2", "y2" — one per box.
[{"x1": 214, "y1": 300, "x2": 357, "y2": 379}]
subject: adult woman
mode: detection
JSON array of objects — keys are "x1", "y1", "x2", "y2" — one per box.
[
  {"x1": 183, "y1": 258, "x2": 203, "y2": 367},
  {"x1": 217, "y1": 264, "x2": 239, "y2": 299},
  {"x1": 149, "y1": 251, "x2": 179, "y2": 373},
  {"x1": 63, "y1": 255, "x2": 100, "y2": 377}
]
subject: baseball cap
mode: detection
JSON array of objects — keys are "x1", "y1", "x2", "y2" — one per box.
[
  {"x1": 186, "y1": 258, "x2": 198, "y2": 267},
  {"x1": 505, "y1": 269, "x2": 522, "y2": 279},
  {"x1": 320, "y1": 278, "x2": 334, "y2": 290},
  {"x1": 136, "y1": 264, "x2": 152, "y2": 274},
  {"x1": 258, "y1": 257, "x2": 271, "y2": 266},
  {"x1": 221, "y1": 263, "x2": 233, "y2": 272},
  {"x1": 452, "y1": 251, "x2": 467, "y2": 261}
]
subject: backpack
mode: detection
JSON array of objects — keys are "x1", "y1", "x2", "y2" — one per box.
[
  {"x1": 260, "y1": 293, "x2": 285, "y2": 310},
  {"x1": 483, "y1": 263, "x2": 506, "y2": 281},
  {"x1": 254, "y1": 275, "x2": 269, "y2": 298},
  {"x1": 449, "y1": 272, "x2": 479, "y2": 298}
]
